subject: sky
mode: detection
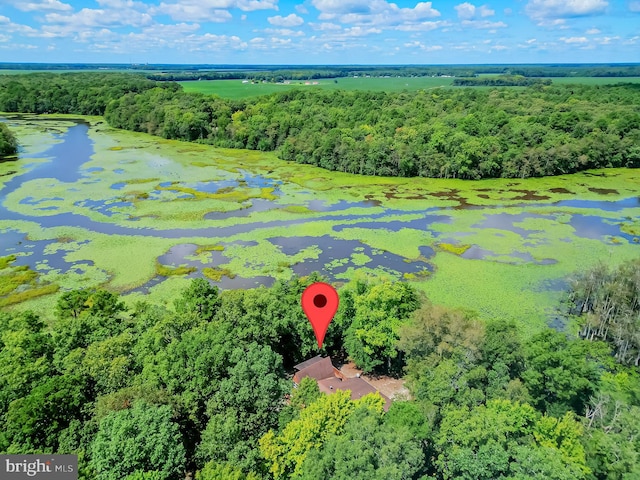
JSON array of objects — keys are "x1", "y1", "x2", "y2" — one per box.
[{"x1": 0, "y1": 0, "x2": 639, "y2": 65}]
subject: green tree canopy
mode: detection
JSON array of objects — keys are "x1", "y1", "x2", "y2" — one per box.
[{"x1": 90, "y1": 401, "x2": 185, "y2": 480}]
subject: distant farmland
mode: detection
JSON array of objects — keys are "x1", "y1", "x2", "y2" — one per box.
[
  {"x1": 178, "y1": 76, "x2": 456, "y2": 99},
  {"x1": 179, "y1": 76, "x2": 640, "y2": 99}
]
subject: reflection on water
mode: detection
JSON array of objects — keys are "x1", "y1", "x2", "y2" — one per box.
[
  {"x1": 268, "y1": 235, "x2": 432, "y2": 278},
  {"x1": 1, "y1": 229, "x2": 93, "y2": 272},
  {"x1": 472, "y1": 213, "x2": 548, "y2": 237},
  {"x1": 462, "y1": 245, "x2": 557, "y2": 265},
  {"x1": 131, "y1": 241, "x2": 274, "y2": 293},
  {"x1": 556, "y1": 196, "x2": 640, "y2": 211}
]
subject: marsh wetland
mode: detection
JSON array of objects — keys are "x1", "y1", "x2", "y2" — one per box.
[{"x1": 1, "y1": 114, "x2": 639, "y2": 329}]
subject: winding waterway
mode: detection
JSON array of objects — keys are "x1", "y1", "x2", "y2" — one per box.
[{"x1": 1, "y1": 115, "x2": 639, "y2": 326}]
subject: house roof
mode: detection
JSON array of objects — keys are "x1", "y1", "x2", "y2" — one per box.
[
  {"x1": 317, "y1": 377, "x2": 391, "y2": 410},
  {"x1": 293, "y1": 356, "x2": 392, "y2": 411},
  {"x1": 292, "y1": 356, "x2": 335, "y2": 384},
  {"x1": 293, "y1": 355, "x2": 325, "y2": 372}
]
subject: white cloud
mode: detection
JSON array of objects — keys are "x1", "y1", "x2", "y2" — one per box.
[
  {"x1": 394, "y1": 20, "x2": 451, "y2": 31},
  {"x1": 263, "y1": 28, "x2": 305, "y2": 36},
  {"x1": 526, "y1": 0, "x2": 608, "y2": 25},
  {"x1": 0, "y1": 43, "x2": 38, "y2": 50},
  {"x1": 526, "y1": 38, "x2": 536, "y2": 43},
  {"x1": 295, "y1": 4, "x2": 309, "y2": 14},
  {"x1": 0, "y1": 15, "x2": 49, "y2": 37},
  {"x1": 5, "y1": 0, "x2": 72, "y2": 12},
  {"x1": 455, "y1": 2, "x2": 476, "y2": 19},
  {"x1": 586, "y1": 28, "x2": 600, "y2": 34},
  {"x1": 45, "y1": 8, "x2": 154, "y2": 28},
  {"x1": 345, "y1": 26, "x2": 382, "y2": 35},
  {"x1": 461, "y1": 19, "x2": 506, "y2": 29},
  {"x1": 597, "y1": 35, "x2": 619, "y2": 44},
  {"x1": 95, "y1": 0, "x2": 146, "y2": 7},
  {"x1": 268, "y1": 13, "x2": 304, "y2": 26},
  {"x1": 154, "y1": 0, "x2": 278, "y2": 22},
  {"x1": 455, "y1": 3, "x2": 494, "y2": 20},
  {"x1": 560, "y1": 36, "x2": 588, "y2": 43},
  {"x1": 311, "y1": 0, "x2": 440, "y2": 27},
  {"x1": 270, "y1": 37, "x2": 292, "y2": 46},
  {"x1": 154, "y1": 3, "x2": 233, "y2": 22},
  {"x1": 404, "y1": 40, "x2": 442, "y2": 51},
  {"x1": 309, "y1": 22, "x2": 342, "y2": 30}
]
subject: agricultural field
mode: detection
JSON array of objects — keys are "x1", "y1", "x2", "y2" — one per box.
[
  {"x1": 178, "y1": 75, "x2": 640, "y2": 99},
  {"x1": 2, "y1": 114, "x2": 639, "y2": 333},
  {"x1": 179, "y1": 76, "x2": 456, "y2": 98}
]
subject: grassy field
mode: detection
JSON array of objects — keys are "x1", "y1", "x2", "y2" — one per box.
[
  {"x1": 179, "y1": 75, "x2": 640, "y2": 99},
  {"x1": 179, "y1": 76, "x2": 455, "y2": 99}
]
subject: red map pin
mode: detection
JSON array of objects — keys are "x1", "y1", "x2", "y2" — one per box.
[{"x1": 301, "y1": 282, "x2": 339, "y2": 349}]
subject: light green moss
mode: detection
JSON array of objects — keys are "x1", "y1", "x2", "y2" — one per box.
[
  {"x1": 155, "y1": 261, "x2": 197, "y2": 276},
  {"x1": 202, "y1": 266, "x2": 236, "y2": 281},
  {"x1": 0, "y1": 254, "x2": 17, "y2": 270},
  {"x1": 437, "y1": 243, "x2": 471, "y2": 255},
  {"x1": 195, "y1": 244, "x2": 225, "y2": 254}
]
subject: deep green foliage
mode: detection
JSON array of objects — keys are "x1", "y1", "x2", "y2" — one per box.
[
  {"x1": 298, "y1": 403, "x2": 426, "y2": 480},
  {"x1": 435, "y1": 400, "x2": 589, "y2": 480},
  {"x1": 91, "y1": 401, "x2": 185, "y2": 480},
  {"x1": 0, "y1": 122, "x2": 17, "y2": 156},
  {"x1": 174, "y1": 278, "x2": 220, "y2": 321},
  {"x1": 1, "y1": 270, "x2": 639, "y2": 478},
  {"x1": 0, "y1": 73, "x2": 177, "y2": 115},
  {"x1": 522, "y1": 330, "x2": 602, "y2": 416},
  {"x1": 342, "y1": 279, "x2": 420, "y2": 373},
  {"x1": 3, "y1": 374, "x2": 88, "y2": 453},
  {"x1": 197, "y1": 343, "x2": 288, "y2": 471}
]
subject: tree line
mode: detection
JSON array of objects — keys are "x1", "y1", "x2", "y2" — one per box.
[
  {"x1": 0, "y1": 266, "x2": 638, "y2": 479},
  {"x1": 453, "y1": 75, "x2": 552, "y2": 87},
  {"x1": 1, "y1": 73, "x2": 639, "y2": 179}
]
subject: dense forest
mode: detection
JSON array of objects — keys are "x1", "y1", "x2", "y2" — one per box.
[
  {"x1": 0, "y1": 122, "x2": 17, "y2": 157},
  {"x1": 0, "y1": 264, "x2": 638, "y2": 479},
  {"x1": 1, "y1": 73, "x2": 639, "y2": 179}
]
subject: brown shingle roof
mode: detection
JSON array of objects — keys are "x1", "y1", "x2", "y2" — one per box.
[
  {"x1": 293, "y1": 356, "x2": 392, "y2": 411},
  {"x1": 317, "y1": 377, "x2": 391, "y2": 410},
  {"x1": 293, "y1": 355, "x2": 325, "y2": 372},
  {"x1": 292, "y1": 356, "x2": 335, "y2": 384}
]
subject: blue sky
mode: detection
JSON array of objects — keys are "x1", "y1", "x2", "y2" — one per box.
[{"x1": 0, "y1": 0, "x2": 638, "y2": 64}]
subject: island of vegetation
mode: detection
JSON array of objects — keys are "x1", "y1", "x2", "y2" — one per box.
[{"x1": 0, "y1": 122, "x2": 17, "y2": 157}]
